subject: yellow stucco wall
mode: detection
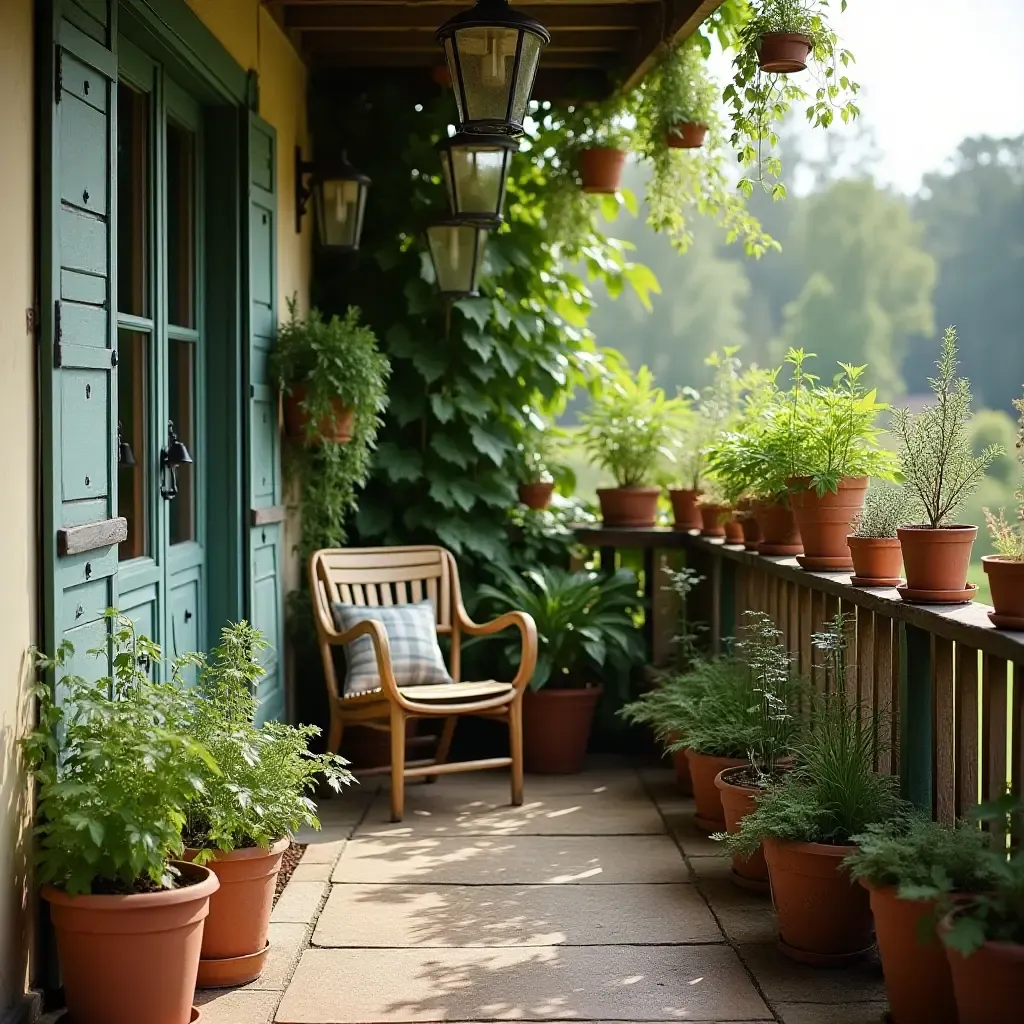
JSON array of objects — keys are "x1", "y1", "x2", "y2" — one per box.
[{"x1": 0, "y1": 0, "x2": 37, "y2": 1011}]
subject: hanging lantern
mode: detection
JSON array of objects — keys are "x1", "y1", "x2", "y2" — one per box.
[
  {"x1": 426, "y1": 218, "x2": 490, "y2": 298},
  {"x1": 295, "y1": 148, "x2": 371, "y2": 252},
  {"x1": 436, "y1": 0, "x2": 550, "y2": 137},
  {"x1": 437, "y1": 132, "x2": 517, "y2": 224}
]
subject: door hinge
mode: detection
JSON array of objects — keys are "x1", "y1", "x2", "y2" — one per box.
[
  {"x1": 54, "y1": 46, "x2": 63, "y2": 103},
  {"x1": 53, "y1": 300, "x2": 63, "y2": 368}
]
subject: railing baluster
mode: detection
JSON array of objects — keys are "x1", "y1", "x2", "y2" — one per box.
[
  {"x1": 934, "y1": 637, "x2": 955, "y2": 825},
  {"x1": 955, "y1": 644, "x2": 980, "y2": 819},
  {"x1": 900, "y1": 623, "x2": 934, "y2": 812},
  {"x1": 874, "y1": 615, "x2": 894, "y2": 774},
  {"x1": 982, "y1": 655, "x2": 1010, "y2": 817},
  {"x1": 798, "y1": 587, "x2": 813, "y2": 679},
  {"x1": 843, "y1": 601, "x2": 860, "y2": 702},
  {"x1": 857, "y1": 608, "x2": 875, "y2": 724},
  {"x1": 787, "y1": 581, "x2": 800, "y2": 671}
]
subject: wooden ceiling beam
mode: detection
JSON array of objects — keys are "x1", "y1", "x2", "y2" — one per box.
[
  {"x1": 307, "y1": 47, "x2": 611, "y2": 68},
  {"x1": 621, "y1": 0, "x2": 723, "y2": 90},
  {"x1": 284, "y1": 4, "x2": 641, "y2": 31}
]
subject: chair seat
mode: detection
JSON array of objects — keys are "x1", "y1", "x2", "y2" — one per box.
[{"x1": 399, "y1": 680, "x2": 514, "y2": 703}]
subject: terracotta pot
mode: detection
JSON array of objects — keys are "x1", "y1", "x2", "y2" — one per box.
[
  {"x1": 283, "y1": 385, "x2": 354, "y2": 444},
  {"x1": 715, "y1": 767, "x2": 769, "y2": 892},
  {"x1": 754, "y1": 499, "x2": 803, "y2": 556},
  {"x1": 699, "y1": 503, "x2": 730, "y2": 538},
  {"x1": 685, "y1": 750, "x2": 746, "y2": 831},
  {"x1": 672, "y1": 747, "x2": 693, "y2": 796},
  {"x1": 518, "y1": 481, "x2": 555, "y2": 510},
  {"x1": 741, "y1": 514, "x2": 763, "y2": 552},
  {"x1": 185, "y1": 838, "x2": 289, "y2": 987},
  {"x1": 596, "y1": 487, "x2": 660, "y2": 528},
  {"x1": 898, "y1": 525, "x2": 977, "y2": 593},
  {"x1": 523, "y1": 686, "x2": 602, "y2": 774},
  {"x1": 578, "y1": 147, "x2": 627, "y2": 194},
  {"x1": 848, "y1": 535, "x2": 904, "y2": 586},
  {"x1": 757, "y1": 32, "x2": 813, "y2": 73},
  {"x1": 43, "y1": 861, "x2": 219, "y2": 1024},
  {"x1": 432, "y1": 64, "x2": 452, "y2": 87},
  {"x1": 865, "y1": 883, "x2": 957, "y2": 1024},
  {"x1": 668, "y1": 488, "x2": 703, "y2": 531},
  {"x1": 788, "y1": 476, "x2": 868, "y2": 571},
  {"x1": 666, "y1": 122, "x2": 708, "y2": 149},
  {"x1": 725, "y1": 517, "x2": 745, "y2": 545},
  {"x1": 942, "y1": 911, "x2": 1024, "y2": 1024},
  {"x1": 982, "y1": 556, "x2": 1024, "y2": 626},
  {"x1": 763, "y1": 838, "x2": 874, "y2": 964}
]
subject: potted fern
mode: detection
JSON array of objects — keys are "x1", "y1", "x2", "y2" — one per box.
[{"x1": 848, "y1": 485, "x2": 918, "y2": 587}]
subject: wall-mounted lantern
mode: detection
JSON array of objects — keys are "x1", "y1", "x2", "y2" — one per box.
[
  {"x1": 295, "y1": 148, "x2": 371, "y2": 252},
  {"x1": 159, "y1": 420, "x2": 192, "y2": 500},
  {"x1": 436, "y1": 0, "x2": 550, "y2": 137},
  {"x1": 117, "y1": 421, "x2": 136, "y2": 468},
  {"x1": 437, "y1": 132, "x2": 517, "y2": 224},
  {"x1": 426, "y1": 218, "x2": 490, "y2": 298}
]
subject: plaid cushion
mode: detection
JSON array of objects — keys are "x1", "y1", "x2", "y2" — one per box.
[{"x1": 330, "y1": 601, "x2": 453, "y2": 697}]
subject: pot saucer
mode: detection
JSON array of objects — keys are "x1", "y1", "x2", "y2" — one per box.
[
  {"x1": 196, "y1": 940, "x2": 271, "y2": 989},
  {"x1": 693, "y1": 813, "x2": 725, "y2": 833},
  {"x1": 850, "y1": 575, "x2": 902, "y2": 588},
  {"x1": 796, "y1": 555, "x2": 854, "y2": 571},
  {"x1": 988, "y1": 612, "x2": 1024, "y2": 631},
  {"x1": 60, "y1": 1009, "x2": 202, "y2": 1023},
  {"x1": 757, "y1": 544, "x2": 803, "y2": 556},
  {"x1": 778, "y1": 936, "x2": 875, "y2": 966},
  {"x1": 897, "y1": 583, "x2": 977, "y2": 605},
  {"x1": 730, "y1": 868, "x2": 769, "y2": 895}
]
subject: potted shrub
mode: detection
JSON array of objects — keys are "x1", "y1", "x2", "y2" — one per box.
[
  {"x1": 890, "y1": 327, "x2": 1003, "y2": 602},
  {"x1": 724, "y1": 615, "x2": 905, "y2": 963},
  {"x1": 269, "y1": 297, "x2": 390, "y2": 445},
  {"x1": 848, "y1": 485, "x2": 918, "y2": 587},
  {"x1": 479, "y1": 565, "x2": 645, "y2": 774},
  {"x1": 580, "y1": 364, "x2": 685, "y2": 527},
  {"x1": 640, "y1": 39, "x2": 717, "y2": 150},
  {"x1": 845, "y1": 816, "x2": 996, "y2": 1024},
  {"x1": 23, "y1": 617, "x2": 220, "y2": 1024},
  {"x1": 179, "y1": 622, "x2": 353, "y2": 988},
  {"x1": 516, "y1": 419, "x2": 575, "y2": 511},
  {"x1": 698, "y1": 483, "x2": 731, "y2": 538},
  {"x1": 982, "y1": 392, "x2": 1024, "y2": 627}
]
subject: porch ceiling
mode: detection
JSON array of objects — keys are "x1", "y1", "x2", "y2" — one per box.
[{"x1": 265, "y1": 0, "x2": 724, "y2": 99}]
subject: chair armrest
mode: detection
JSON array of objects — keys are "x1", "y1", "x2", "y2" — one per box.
[
  {"x1": 324, "y1": 619, "x2": 406, "y2": 707},
  {"x1": 459, "y1": 610, "x2": 538, "y2": 695}
]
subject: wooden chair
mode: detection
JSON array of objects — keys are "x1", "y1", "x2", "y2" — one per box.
[{"x1": 309, "y1": 545, "x2": 538, "y2": 821}]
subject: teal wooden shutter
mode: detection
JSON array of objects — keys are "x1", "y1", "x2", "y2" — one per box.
[
  {"x1": 39, "y1": 0, "x2": 120, "y2": 679},
  {"x1": 245, "y1": 112, "x2": 286, "y2": 723}
]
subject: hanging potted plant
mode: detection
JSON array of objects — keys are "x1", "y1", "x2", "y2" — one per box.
[
  {"x1": 516, "y1": 418, "x2": 575, "y2": 511},
  {"x1": 478, "y1": 565, "x2": 645, "y2": 774},
  {"x1": 844, "y1": 816, "x2": 996, "y2": 1024},
  {"x1": 580, "y1": 364, "x2": 685, "y2": 528},
  {"x1": 848, "y1": 485, "x2": 917, "y2": 587},
  {"x1": 564, "y1": 96, "x2": 635, "y2": 195},
  {"x1": 179, "y1": 622, "x2": 353, "y2": 988},
  {"x1": 890, "y1": 327, "x2": 1003, "y2": 603},
  {"x1": 22, "y1": 617, "x2": 220, "y2": 1024},
  {"x1": 270, "y1": 297, "x2": 390, "y2": 445},
  {"x1": 640, "y1": 39, "x2": 717, "y2": 150}
]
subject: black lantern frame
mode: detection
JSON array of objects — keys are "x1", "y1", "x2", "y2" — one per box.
[
  {"x1": 426, "y1": 217, "x2": 490, "y2": 299},
  {"x1": 436, "y1": 132, "x2": 517, "y2": 225},
  {"x1": 436, "y1": 0, "x2": 550, "y2": 137},
  {"x1": 295, "y1": 147, "x2": 371, "y2": 252}
]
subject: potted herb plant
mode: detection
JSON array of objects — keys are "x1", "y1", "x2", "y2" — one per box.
[
  {"x1": 848, "y1": 485, "x2": 918, "y2": 587},
  {"x1": 23, "y1": 617, "x2": 220, "y2": 1024},
  {"x1": 845, "y1": 816, "x2": 996, "y2": 1024},
  {"x1": 640, "y1": 39, "x2": 717, "y2": 150},
  {"x1": 890, "y1": 327, "x2": 1003, "y2": 602},
  {"x1": 698, "y1": 482, "x2": 732, "y2": 538},
  {"x1": 179, "y1": 622, "x2": 353, "y2": 988},
  {"x1": 478, "y1": 565, "x2": 645, "y2": 774},
  {"x1": 580, "y1": 364, "x2": 685, "y2": 527},
  {"x1": 563, "y1": 96, "x2": 636, "y2": 195},
  {"x1": 270, "y1": 297, "x2": 390, "y2": 445},
  {"x1": 516, "y1": 418, "x2": 575, "y2": 511}
]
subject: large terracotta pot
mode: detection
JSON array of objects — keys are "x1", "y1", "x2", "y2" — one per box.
[
  {"x1": 897, "y1": 525, "x2": 977, "y2": 595},
  {"x1": 666, "y1": 122, "x2": 708, "y2": 149},
  {"x1": 283, "y1": 385, "x2": 354, "y2": 444},
  {"x1": 43, "y1": 861, "x2": 218, "y2": 1024},
  {"x1": 865, "y1": 883, "x2": 957, "y2": 1024},
  {"x1": 523, "y1": 686, "x2": 602, "y2": 774},
  {"x1": 518, "y1": 482, "x2": 555, "y2": 510},
  {"x1": 668, "y1": 488, "x2": 702, "y2": 531},
  {"x1": 685, "y1": 750, "x2": 746, "y2": 831},
  {"x1": 942, "y1": 911, "x2": 1024, "y2": 1024},
  {"x1": 982, "y1": 555, "x2": 1024, "y2": 628},
  {"x1": 578, "y1": 147, "x2": 626, "y2": 194},
  {"x1": 724, "y1": 517, "x2": 745, "y2": 545},
  {"x1": 741, "y1": 514, "x2": 763, "y2": 552},
  {"x1": 763, "y1": 838, "x2": 874, "y2": 964},
  {"x1": 699, "y1": 503, "x2": 730, "y2": 538},
  {"x1": 848, "y1": 535, "x2": 903, "y2": 587},
  {"x1": 596, "y1": 487, "x2": 660, "y2": 528},
  {"x1": 754, "y1": 499, "x2": 803, "y2": 556},
  {"x1": 186, "y1": 838, "x2": 290, "y2": 988},
  {"x1": 789, "y1": 476, "x2": 868, "y2": 571},
  {"x1": 715, "y1": 767, "x2": 769, "y2": 892},
  {"x1": 672, "y1": 747, "x2": 693, "y2": 796},
  {"x1": 757, "y1": 32, "x2": 813, "y2": 73}
]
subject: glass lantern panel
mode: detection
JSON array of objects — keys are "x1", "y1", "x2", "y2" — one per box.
[
  {"x1": 429, "y1": 224, "x2": 487, "y2": 294},
  {"x1": 450, "y1": 144, "x2": 508, "y2": 217},
  {"x1": 317, "y1": 178, "x2": 365, "y2": 249},
  {"x1": 452, "y1": 26, "x2": 521, "y2": 125},
  {"x1": 510, "y1": 33, "x2": 542, "y2": 127}
]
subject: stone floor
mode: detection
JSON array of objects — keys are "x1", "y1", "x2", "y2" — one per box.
[{"x1": 198, "y1": 761, "x2": 888, "y2": 1024}]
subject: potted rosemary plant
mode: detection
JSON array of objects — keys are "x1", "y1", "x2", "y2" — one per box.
[{"x1": 848, "y1": 485, "x2": 918, "y2": 587}]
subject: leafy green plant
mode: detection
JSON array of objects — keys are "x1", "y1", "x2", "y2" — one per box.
[
  {"x1": 661, "y1": 565, "x2": 707, "y2": 669},
  {"x1": 854, "y1": 485, "x2": 920, "y2": 539},
  {"x1": 891, "y1": 327, "x2": 1004, "y2": 528},
  {"x1": 640, "y1": 40, "x2": 719, "y2": 137},
  {"x1": 22, "y1": 615, "x2": 217, "y2": 895},
  {"x1": 516, "y1": 415, "x2": 576, "y2": 490},
  {"x1": 983, "y1": 392, "x2": 1024, "y2": 559},
  {"x1": 477, "y1": 565, "x2": 644, "y2": 691}
]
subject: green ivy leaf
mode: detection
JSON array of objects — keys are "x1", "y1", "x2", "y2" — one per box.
[
  {"x1": 412, "y1": 348, "x2": 447, "y2": 384},
  {"x1": 431, "y1": 433, "x2": 472, "y2": 467},
  {"x1": 463, "y1": 331, "x2": 495, "y2": 360},
  {"x1": 469, "y1": 424, "x2": 511, "y2": 465},
  {"x1": 429, "y1": 394, "x2": 456, "y2": 423},
  {"x1": 386, "y1": 323, "x2": 417, "y2": 358},
  {"x1": 375, "y1": 442, "x2": 423, "y2": 483},
  {"x1": 454, "y1": 297, "x2": 491, "y2": 329}
]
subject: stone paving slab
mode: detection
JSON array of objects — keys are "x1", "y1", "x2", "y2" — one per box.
[
  {"x1": 737, "y1": 942, "x2": 885, "y2": 1004},
  {"x1": 777, "y1": 1004, "x2": 887, "y2": 1024},
  {"x1": 271, "y1": 879, "x2": 331, "y2": 925},
  {"x1": 312, "y1": 883, "x2": 721, "y2": 947},
  {"x1": 332, "y1": 834, "x2": 691, "y2": 885},
  {"x1": 275, "y1": 945, "x2": 773, "y2": 1023},
  {"x1": 194, "y1": 989, "x2": 280, "y2": 1024}
]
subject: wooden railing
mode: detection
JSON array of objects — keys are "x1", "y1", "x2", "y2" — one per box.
[{"x1": 575, "y1": 526, "x2": 1024, "y2": 826}]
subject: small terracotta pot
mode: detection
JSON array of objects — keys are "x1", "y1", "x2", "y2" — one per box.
[
  {"x1": 763, "y1": 838, "x2": 874, "y2": 964},
  {"x1": 685, "y1": 749, "x2": 746, "y2": 831},
  {"x1": 865, "y1": 883, "x2": 957, "y2": 1024},
  {"x1": 597, "y1": 487, "x2": 660, "y2": 528},
  {"x1": 757, "y1": 32, "x2": 813, "y2": 73},
  {"x1": 672, "y1": 746, "x2": 693, "y2": 796},
  {"x1": 666, "y1": 122, "x2": 708, "y2": 149},
  {"x1": 523, "y1": 686, "x2": 602, "y2": 774},
  {"x1": 754, "y1": 499, "x2": 802, "y2": 556},
  {"x1": 518, "y1": 482, "x2": 555, "y2": 510},
  {"x1": 942, "y1": 910, "x2": 1024, "y2": 1024},
  {"x1": 741, "y1": 514, "x2": 763, "y2": 551},
  {"x1": 715, "y1": 767, "x2": 768, "y2": 892},
  {"x1": 578, "y1": 147, "x2": 627, "y2": 194},
  {"x1": 668, "y1": 488, "x2": 703, "y2": 531},
  {"x1": 788, "y1": 476, "x2": 868, "y2": 571},
  {"x1": 725, "y1": 517, "x2": 745, "y2": 545},
  {"x1": 432, "y1": 65, "x2": 452, "y2": 87},
  {"x1": 898, "y1": 525, "x2": 977, "y2": 593},
  {"x1": 283, "y1": 385, "x2": 354, "y2": 444},
  {"x1": 848, "y1": 535, "x2": 903, "y2": 586},
  {"x1": 44, "y1": 861, "x2": 219, "y2": 1024},
  {"x1": 699, "y1": 503, "x2": 730, "y2": 538},
  {"x1": 982, "y1": 556, "x2": 1024, "y2": 627}
]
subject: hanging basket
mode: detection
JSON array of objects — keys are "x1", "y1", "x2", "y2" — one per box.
[
  {"x1": 665, "y1": 122, "x2": 708, "y2": 150},
  {"x1": 283, "y1": 385, "x2": 354, "y2": 445},
  {"x1": 757, "y1": 32, "x2": 813, "y2": 73},
  {"x1": 578, "y1": 148, "x2": 627, "y2": 194}
]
